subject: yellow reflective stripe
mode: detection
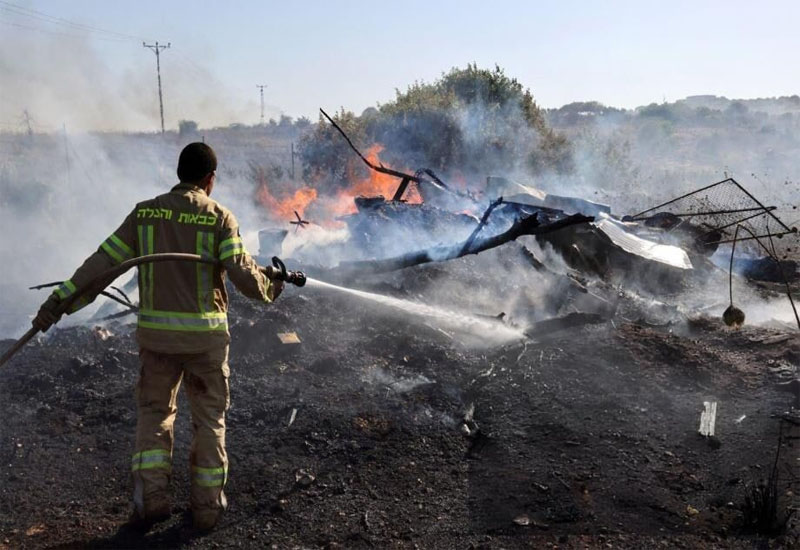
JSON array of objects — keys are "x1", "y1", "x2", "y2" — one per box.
[
  {"x1": 54, "y1": 279, "x2": 77, "y2": 300},
  {"x1": 101, "y1": 241, "x2": 123, "y2": 264},
  {"x1": 196, "y1": 232, "x2": 215, "y2": 312},
  {"x1": 101, "y1": 233, "x2": 134, "y2": 264},
  {"x1": 192, "y1": 465, "x2": 227, "y2": 487},
  {"x1": 137, "y1": 309, "x2": 228, "y2": 332},
  {"x1": 139, "y1": 309, "x2": 227, "y2": 319},
  {"x1": 219, "y1": 237, "x2": 241, "y2": 249},
  {"x1": 132, "y1": 449, "x2": 171, "y2": 460},
  {"x1": 218, "y1": 237, "x2": 245, "y2": 261},
  {"x1": 54, "y1": 280, "x2": 89, "y2": 313},
  {"x1": 131, "y1": 449, "x2": 171, "y2": 472},
  {"x1": 109, "y1": 234, "x2": 134, "y2": 257},
  {"x1": 137, "y1": 225, "x2": 146, "y2": 306},
  {"x1": 138, "y1": 322, "x2": 228, "y2": 333},
  {"x1": 219, "y1": 248, "x2": 243, "y2": 261},
  {"x1": 146, "y1": 226, "x2": 154, "y2": 307},
  {"x1": 137, "y1": 225, "x2": 155, "y2": 308}
]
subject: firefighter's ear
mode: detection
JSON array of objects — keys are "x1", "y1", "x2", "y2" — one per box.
[{"x1": 203, "y1": 171, "x2": 216, "y2": 195}]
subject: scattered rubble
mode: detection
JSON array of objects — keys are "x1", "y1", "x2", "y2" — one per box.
[
  {"x1": 277, "y1": 332, "x2": 302, "y2": 344},
  {"x1": 1, "y1": 120, "x2": 799, "y2": 549}
]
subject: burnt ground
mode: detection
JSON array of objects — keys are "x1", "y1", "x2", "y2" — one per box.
[{"x1": 1, "y1": 246, "x2": 799, "y2": 549}]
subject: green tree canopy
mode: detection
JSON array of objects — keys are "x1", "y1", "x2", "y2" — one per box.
[{"x1": 300, "y1": 64, "x2": 573, "y2": 188}]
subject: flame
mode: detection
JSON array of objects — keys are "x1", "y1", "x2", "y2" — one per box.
[
  {"x1": 256, "y1": 183, "x2": 318, "y2": 220},
  {"x1": 330, "y1": 145, "x2": 422, "y2": 216},
  {"x1": 254, "y1": 144, "x2": 421, "y2": 224}
]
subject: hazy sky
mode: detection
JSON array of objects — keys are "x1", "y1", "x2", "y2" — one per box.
[{"x1": 1, "y1": 0, "x2": 798, "y2": 130}]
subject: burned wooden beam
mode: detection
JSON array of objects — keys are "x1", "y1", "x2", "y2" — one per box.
[
  {"x1": 336, "y1": 213, "x2": 593, "y2": 275},
  {"x1": 320, "y1": 108, "x2": 475, "y2": 204},
  {"x1": 391, "y1": 176, "x2": 412, "y2": 202},
  {"x1": 459, "y1": 197, "x2": 504, "y2": 256},
  {"x1": 320, "y1": 108, "x2": 422, "y2": 184}
]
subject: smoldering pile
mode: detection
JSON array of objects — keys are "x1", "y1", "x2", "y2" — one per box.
[
  {"x1": 60, "y1": 112, "x2": 800, "y2": 344},
  {"x1": 242, "y1": 117, "x2": 800, "y2": 343},
  {"x1": 4, "y1": 116, "x2": 800, "y2": 550}
]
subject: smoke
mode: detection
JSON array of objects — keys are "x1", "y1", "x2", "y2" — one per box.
[
  {"x1": 0, "y1": 131, "x2": 288, "y2": 337},
  {"x1": 0, "y1": 26, "x2": 256, "y2": 132},
  {"x1": 0, "y1": 133, "x2": 163, "y2": 335},
  {"x1": 542, "y1": 98, "x2": 800, "y2": 220},
  {"x1": 3, "y1": 43, "x2": 799, "y2": 340}
]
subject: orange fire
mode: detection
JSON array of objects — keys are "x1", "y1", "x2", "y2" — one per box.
[
  {"x1": 255, "y1": 144, "x2": 422, "y2": 224},
  {"x1": 329, "y1": 144, "x2": 422, "y2": 217},
  {"x1": 256, "y1": 184, "x2": 318, "y2": 220}
]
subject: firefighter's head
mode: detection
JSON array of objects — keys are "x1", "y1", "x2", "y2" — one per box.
[{"x1": 177, "y1": 142, "x2": 217, "y2": 194}]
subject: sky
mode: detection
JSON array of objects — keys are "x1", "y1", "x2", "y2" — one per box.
[{"x1": 1, "y1": 0, "x2": 799, "y2": 131}]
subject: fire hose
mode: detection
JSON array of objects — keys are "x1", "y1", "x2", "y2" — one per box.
[{"x1": 0, "y1": 253, "x2": 306, "y2": 368}]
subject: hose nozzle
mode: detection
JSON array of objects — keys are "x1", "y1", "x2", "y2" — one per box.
[{"x1": 262, "y1": 256, "x2": 306, "y2": 287}]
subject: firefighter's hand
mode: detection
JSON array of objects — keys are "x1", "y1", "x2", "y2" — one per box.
[
  {"x1": 33, "y1": 295, "x2": 62, "y2": 332},
  {"x1": 269, "y1": 279, "x2": 284, "y2": 301}
]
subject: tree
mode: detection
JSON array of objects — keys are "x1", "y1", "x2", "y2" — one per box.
[
  {"x1": 178, "y1": 119, "x2": 198, "y2": 136},
  {"x1": 299, "y1": 65, "x2": 574, "y2": 189}
]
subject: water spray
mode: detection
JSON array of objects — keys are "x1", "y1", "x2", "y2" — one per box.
[
  {"x1": 0, "y1": 254, "x2": 308, "y2": 368},
  {"x1": 304, "y1": 277, "x2": 525, "y2": 344}
]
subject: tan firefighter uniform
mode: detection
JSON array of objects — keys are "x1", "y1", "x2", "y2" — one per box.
[{"x1": 48, "y1": 182, "x2": 275, "y2": 522}]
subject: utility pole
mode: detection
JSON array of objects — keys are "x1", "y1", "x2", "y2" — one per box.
[
  {"x1": 256, "y1": 84, "x2": 267, "y2": 125},
  {"x1": 22, "y1": 109, "x2": 33, "y2": 136},
  {"x1": 143, "y1": 41, "x2": 171, "y2": 134}
]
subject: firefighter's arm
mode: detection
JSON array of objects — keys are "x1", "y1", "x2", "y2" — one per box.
[
  {"x1": 218, "y1": 213, "x2": 280, "y2": 303},
  {"x1": 34, "y1": 212, "x2": 138, "y2": 331}
]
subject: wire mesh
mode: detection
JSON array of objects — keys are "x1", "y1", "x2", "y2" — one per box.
[{"x1": 631, "y1": 178, "x2": 799, "y2": 260}]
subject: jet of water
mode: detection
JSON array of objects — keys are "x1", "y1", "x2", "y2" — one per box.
[{"x1": 305, "y1": 277, "x2": 525, "y2": 345}]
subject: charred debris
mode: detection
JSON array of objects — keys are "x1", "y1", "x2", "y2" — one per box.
[
  {"x1": 252, "y1": 109, "x2": 800, "y2": 336},
  {"x1": 6, "y1": 112, "x2": 800, "y2": 548}
]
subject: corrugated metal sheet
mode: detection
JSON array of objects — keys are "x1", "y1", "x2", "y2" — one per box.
[{"x1": 593, "y1": 215, "x2": 693, "y2": 270}]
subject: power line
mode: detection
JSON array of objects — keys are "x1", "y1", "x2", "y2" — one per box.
[
  {"x1": 0, "y1": 0, "x2": 144, "y2": 41},
  {"x1": 143, "y1": 41, "x2": 171, "y2": 134},
  {"x1": 170, "y1": 48, "x2": 210, "y2": 80},
  {"x1": 0, "y1": 16, "x2": 129, "y2": 42}
]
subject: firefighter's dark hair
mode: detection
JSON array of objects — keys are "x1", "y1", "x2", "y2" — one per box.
[{"x1": 177, "y1": 142, "x2": 217, "y2": 183}]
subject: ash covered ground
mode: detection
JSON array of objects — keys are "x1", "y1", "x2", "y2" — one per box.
[{"x1": 1, "y1": 243, "x2": 799, "y2": 549}]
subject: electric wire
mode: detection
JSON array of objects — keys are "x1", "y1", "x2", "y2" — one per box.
[{"x1": 0, "y1": 0, "x2": 145, "y2": 42}]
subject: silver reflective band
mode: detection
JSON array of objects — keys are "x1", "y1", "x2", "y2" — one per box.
[
  {"x1": 131, "y1": 449, "x2": 171, "y2": 471},
  {"x1": 132, "y1": 452, "x2": 170, "y2": 465},
  {"x1": 193, "y1": 466, "x2": 227, "y2": 487},
  {"x1": 139, "y1": 313, "x2": 228, "y2": 329}
]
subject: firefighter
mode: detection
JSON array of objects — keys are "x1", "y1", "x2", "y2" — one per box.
[{"x1": 32, "y1": 142, "x2": 282, "y2": 531}]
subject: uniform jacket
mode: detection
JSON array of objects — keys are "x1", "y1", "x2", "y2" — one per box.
[{"x1": 52, "y1": 182, "x2": 273, "y2": 353}]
